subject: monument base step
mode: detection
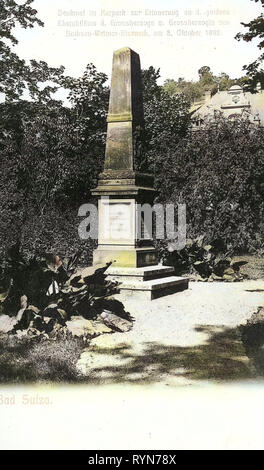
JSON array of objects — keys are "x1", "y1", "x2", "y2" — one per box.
[
  {"x1": 113, "y1": 276, "x2": 189, "y2": 300},
  {"x1": 106, "y1": 264, "x2": 175, "y2": 281},
  {"x1": 106, "y1": 265, "x2": 189, "y2": 300}
]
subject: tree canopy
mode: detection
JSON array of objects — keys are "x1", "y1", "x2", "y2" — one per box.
[
  {"x1": 0, "y1": 0, "x2": 65, "y2": 102},
  {"x1": 235, "y1": 0, "x2": 264, "y2": 89},
  {"x1": 163, "y1": 66, "x2": 249, "y2": 103}
]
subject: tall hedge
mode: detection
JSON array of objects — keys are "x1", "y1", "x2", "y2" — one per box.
[{"x1": 154, "y1": 116, "x2": 264, "y2": 255}]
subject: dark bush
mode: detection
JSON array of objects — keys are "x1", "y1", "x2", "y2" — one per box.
[{"x1": 155, "y1": 116, "x2": 264, "y2": 256}]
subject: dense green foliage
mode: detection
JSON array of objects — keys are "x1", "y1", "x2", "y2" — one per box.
[
  {"x1": 0, "y1": 64, "x2": 108, "y2": 264},
  {"x1": 155, "y1": 116, "x2": 264, "y2": 255},
  {"x1": 159, "y1": 236, "x2": 248, "y2": 281},
  {"x1": 163, "y1": 66, "x2": 249, "y2": 102},
  {"x1": 142, "y1": 67, "x2": 190, "y2": 172},
  {"x1": 0, "y1": 0, "x2": 65, "y2": 101}
]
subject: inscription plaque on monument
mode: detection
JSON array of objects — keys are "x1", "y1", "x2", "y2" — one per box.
[{"x1": 98, "y1": 199, "x2": 135, "y2": 245}]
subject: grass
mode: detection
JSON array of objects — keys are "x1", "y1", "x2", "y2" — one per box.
[{"x1": 0, "y1": 334, "x2": 84, "y2": 383}]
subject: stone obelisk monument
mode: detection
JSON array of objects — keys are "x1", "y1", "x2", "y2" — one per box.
[{"x1": 92, "y1": 47, "x2": 188, "y2": 299}]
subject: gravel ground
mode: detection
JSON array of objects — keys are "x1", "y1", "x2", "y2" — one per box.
[
  {"x1": 1, "y1": 280, "x2": 264, "y2": 450},
  {"x1": 77, "y1": 280, "x2": 264, "y2": 386}
]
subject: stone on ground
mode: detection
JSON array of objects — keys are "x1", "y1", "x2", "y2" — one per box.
[
  {"x1": 66, "y1": 316, "x2": 113, "y2": 339},
  {"x1": 0, "y1": 314, "x2": 17, "y2": 333},
  {"x1": 100, "y1": 310, "x2": 133, "y2": 332}
]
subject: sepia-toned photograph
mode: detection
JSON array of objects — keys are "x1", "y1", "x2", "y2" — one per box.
[{"x1": 1, "y1": 0, "x2": 264, "y2": 452}]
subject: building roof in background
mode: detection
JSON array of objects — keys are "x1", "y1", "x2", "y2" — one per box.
[{"x1": 191, "y1": 85, "x2": 264, "y2": 126}]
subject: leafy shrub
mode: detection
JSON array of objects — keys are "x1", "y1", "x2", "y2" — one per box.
[
  {"x1": 160, "y1": 236, "x2": 248, "y2": 281},
  {"x1": 0, "y1": 243, "x2": 118, "y2": 317}
]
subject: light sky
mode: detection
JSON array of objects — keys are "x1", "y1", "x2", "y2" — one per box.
[{"x1": 14, "y1": 0, "x2": 263, "y2": 84}]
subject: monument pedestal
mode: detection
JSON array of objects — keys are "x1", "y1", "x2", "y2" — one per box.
[
  {"x1": 93, "y1": 245, "x2": 158, "y2": 268},
  {"x1": 92, "y1": 184, "x2": 158, "y2": 268}
]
